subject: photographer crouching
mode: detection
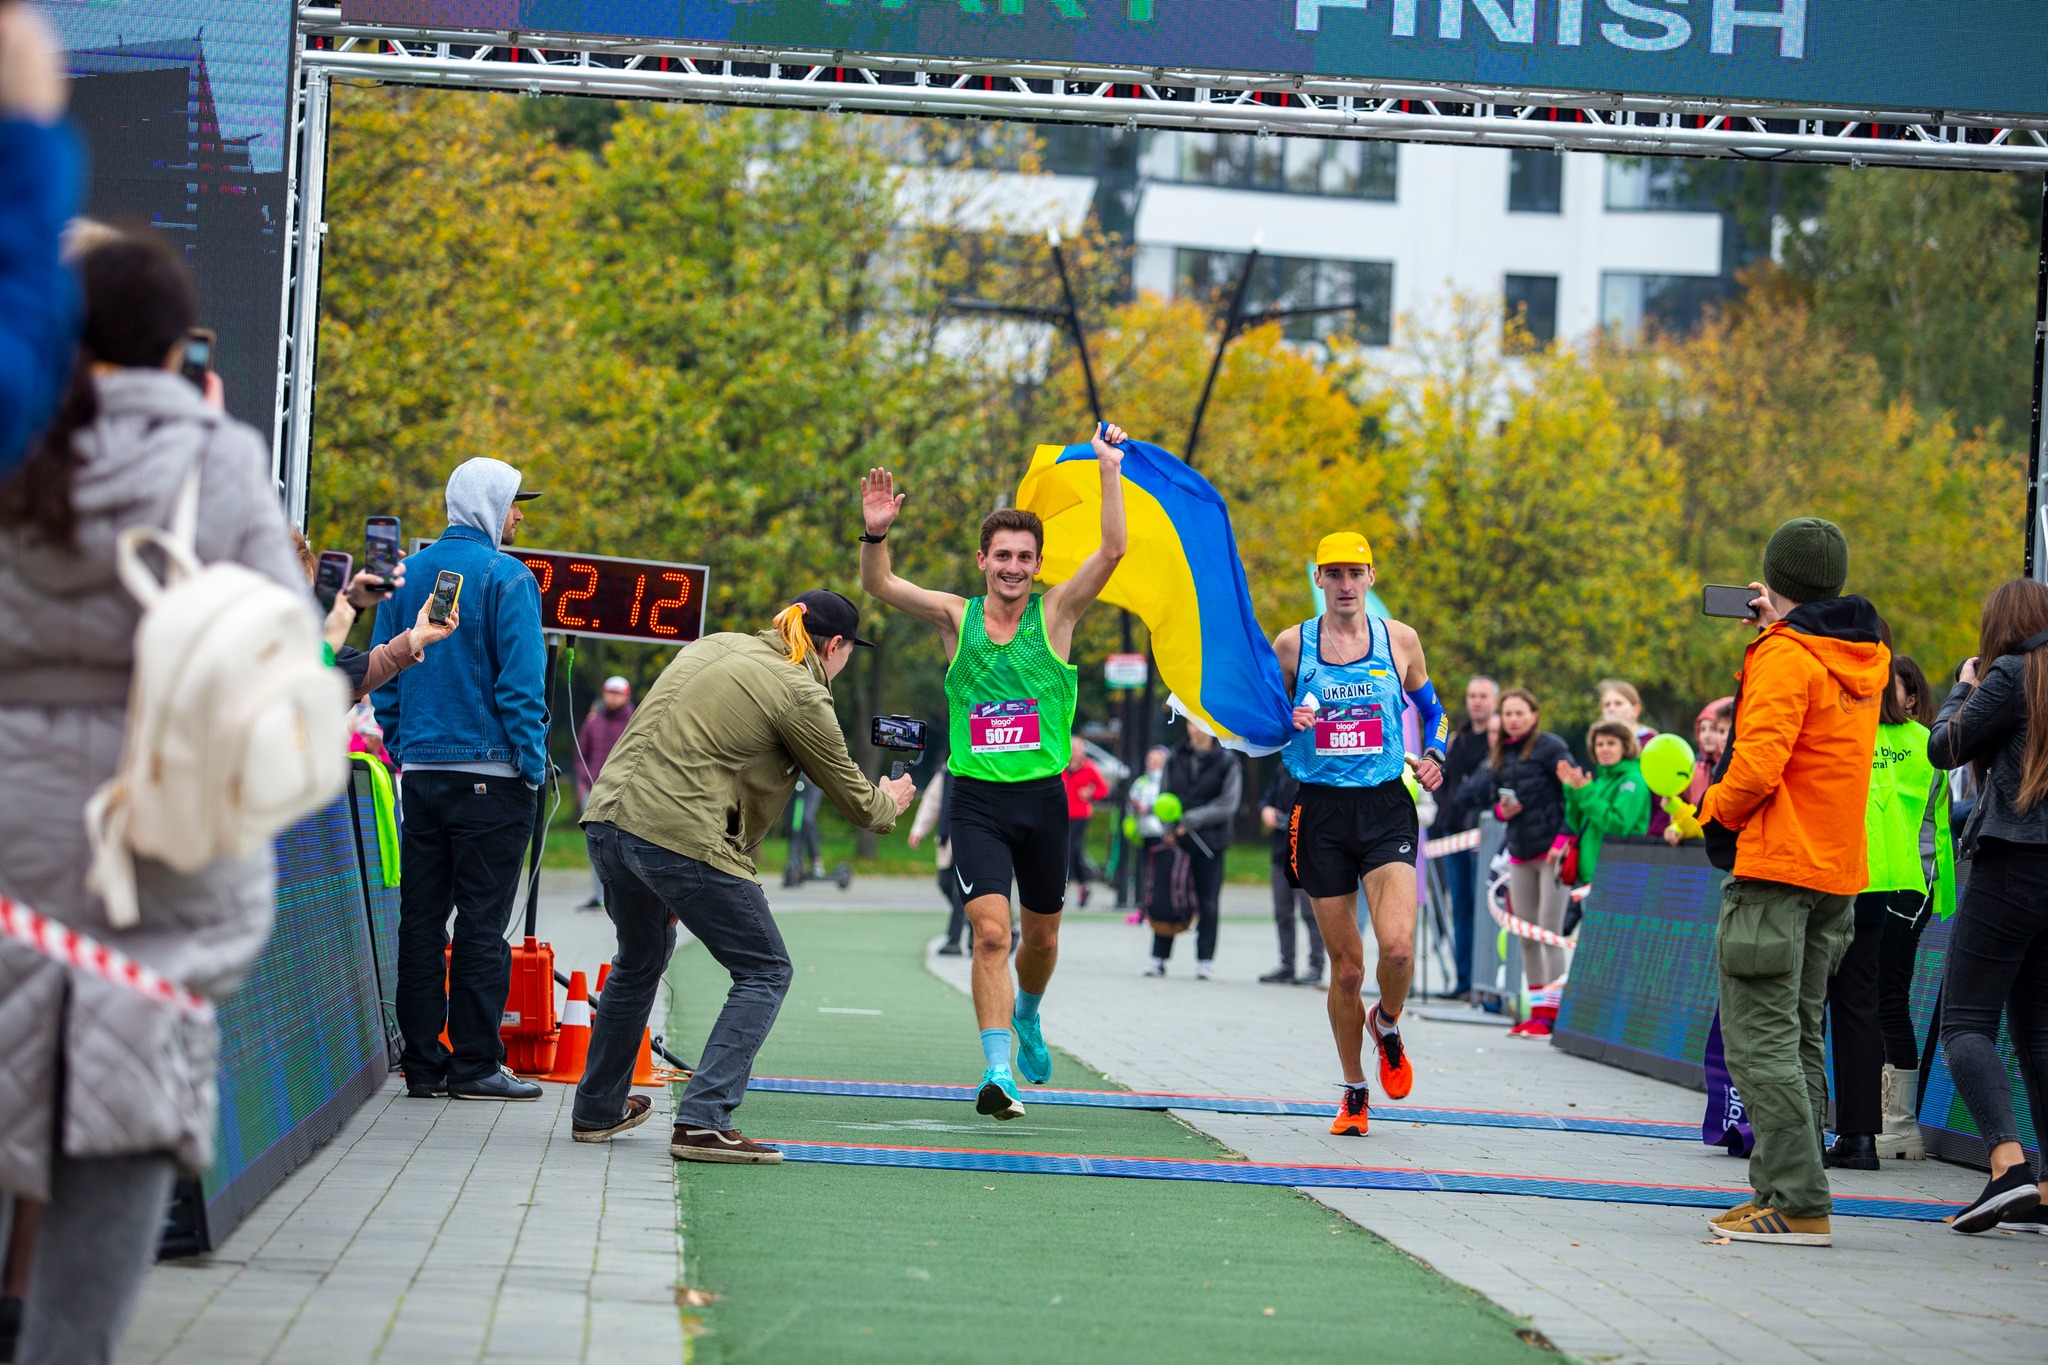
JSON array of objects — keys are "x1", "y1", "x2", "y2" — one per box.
[{"x1": 573, "y1": 590, "x2": 914, "y2": 1162}]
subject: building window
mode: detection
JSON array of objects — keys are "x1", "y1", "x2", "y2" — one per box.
[
  {"x1": 1600, "y1": 273, "x2": 1725, "y2": 335},
  {"x1": 1507, "y1": 149, "x2": 1562, "y2": 214},
  {"x1": 1174, "y1": 249, "x2": 1394, "y2": 345},
  {"x1": 1503, "y1": 274, "x2": 1558, "y2": 348},
  {"x1": 1140, "y1": 131, "x2": 1397, "y2": 201},
  {"x1": 1604, "y1": 156, "x2": 1715, "y2": 211}
]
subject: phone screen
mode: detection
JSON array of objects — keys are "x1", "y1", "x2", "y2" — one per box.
[
  {"x1": 871, "y1": 716, "x2": 926, "y2": 751},
  {"x1": 180, "y1": 329, "x2": 214, "y2": 392},
  {"x1": 428, "y1": 570, "x2": 462, "y2": 626},
  {"x1": 314, "y1": 552, "x2": 352, "y2": 612},
  {"x1": 365, "y1": 517, "x2": 401, "y2": 579},
  {"x1": 1701, "y1": 584, "x2": 1760, "y2": 620}
]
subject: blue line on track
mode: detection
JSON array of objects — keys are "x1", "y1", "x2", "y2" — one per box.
[
  {"x1": 747, "y1": 1076, "x2": 1697, "y2": 1141},
  {"x1": 767, "y1": 1141, "x2": 1954, "y2": 1222}
]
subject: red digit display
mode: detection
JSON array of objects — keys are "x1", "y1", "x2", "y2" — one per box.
[{"x1": 517, "y1": 549, "x2": 710, "y2": 645}]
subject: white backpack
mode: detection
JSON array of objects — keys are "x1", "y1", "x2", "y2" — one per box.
[{"x1": 85, "y1": 468, "x2": 350, "y2": 927}]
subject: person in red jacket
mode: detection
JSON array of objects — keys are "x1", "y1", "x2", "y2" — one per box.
[
  {"x1": 1697, "y1": 517, "x2": 1889, "y2": 1249},
  {"x1": 1062, "y1": 737, "x2": 1111, "y2": 907}
]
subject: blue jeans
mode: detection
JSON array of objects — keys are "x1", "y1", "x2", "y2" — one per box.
[
  {"x1": 576, "y1": 822, "x2": 792, "y2": 1132},
  {"x1": 1440, "y1": 848, "x2": 1477, "y2": 994}
]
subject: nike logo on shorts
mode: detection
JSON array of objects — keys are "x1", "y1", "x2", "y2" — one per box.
[{"x1": 957, "y1": 867, "x2": 973, "y2": 898}]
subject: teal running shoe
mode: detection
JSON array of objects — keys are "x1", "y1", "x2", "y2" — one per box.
[
  {"x1": 1013, "y1": 1014, "x2": 1052, "y2": 1085},
  {"x1": 975, "y1": 1068, "x2": 1026, "y2": 1120}
]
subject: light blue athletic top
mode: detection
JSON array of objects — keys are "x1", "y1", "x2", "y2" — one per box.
[{"x1": 1282, "y1": 615, "x2": 1408, "y2": 788}]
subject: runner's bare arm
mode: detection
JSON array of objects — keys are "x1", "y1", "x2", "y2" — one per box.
[
  {"x1": 1273, "y1": 626, "x2": 1313, "y2": 731},
  {"x1": 1044, "y1": 423, "x2": 1129, "y2": 654},
  {"x1": 859, "y1": 467, "x2": 965, "y2": 647}
]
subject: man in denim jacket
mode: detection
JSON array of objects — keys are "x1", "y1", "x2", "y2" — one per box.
[{"x1": 372, "y1": 457, "x2": 547, "y2": 1101}]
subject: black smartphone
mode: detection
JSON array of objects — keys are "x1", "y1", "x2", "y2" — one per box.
[
  {"x1": 179, "y1": 328, "x2": 214, "y2": 392},
  {"x1": 427, "y1": 569, "x2": 463, "y2": 626},
  {"x1": 314, "y1": 551, "x2": 353, "y2": 613},
  {"x1": 1702, "y1": 584, "x2": 1760, "y2": 621},
  {"x1": 871, "y1": 715, "x2": 927, "y2": 752},
  {"x1": 364, "y1": 516, "x2": 401, "y2": 585}
]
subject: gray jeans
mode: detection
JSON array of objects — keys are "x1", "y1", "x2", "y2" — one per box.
[
  {"x1": 577, "y1": 822, "x2": 792, "y2": 1133},
  {"x1": 18, "y1": 1152, "x2": 175, "y2": 1365}
]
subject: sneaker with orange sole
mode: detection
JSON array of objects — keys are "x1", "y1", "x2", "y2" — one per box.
[
  {"x1": 1331, "y1": 1082, "x2": 1371, "y2": 1136},
  {"x1": 1369, "y1": 1006, "x2": 1414, "y2": 1099}
]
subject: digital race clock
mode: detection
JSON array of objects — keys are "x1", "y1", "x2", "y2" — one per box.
[{"x1": 516, "y1": 549, "x2": 710, "y2": 646}]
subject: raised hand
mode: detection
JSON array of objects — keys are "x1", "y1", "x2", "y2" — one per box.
[
  {"x1": 1090, "y1": 421, "x2": 1128, "y2": 464},
  {"x1": 862, "y1": 468, "x2": 905, "y2": 538}
]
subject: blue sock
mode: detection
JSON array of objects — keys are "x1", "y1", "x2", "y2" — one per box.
[
  {"x1": 1014, "y1": 990, "x2": 1044, "y2": 1023},
  {"x1": 980, "y1": 1028, "x2": 1013, "y2": 1074}
]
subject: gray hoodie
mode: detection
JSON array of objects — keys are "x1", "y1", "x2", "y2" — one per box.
[{"x1": 445, "y1": 456, "x2": 524, "y2": 550}]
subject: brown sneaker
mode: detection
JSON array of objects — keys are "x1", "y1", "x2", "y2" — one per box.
[
  {"x1": 671, "y1": 1125, "x2": 784, "y2": 1164},
  {"x1": 573, "y1": 1094, "x2": 653, "y2": 1144},
  {"x1": 1707, "y1": 1201, "x2": 1757, "y2": 1228},
  {"x1": 1715, "y1": 1206, "x2": 1831, "y2": 1247}
]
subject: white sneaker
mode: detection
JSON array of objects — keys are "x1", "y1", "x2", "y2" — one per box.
[
  {"x1": 1195, "y1": 961, "x2": 1215, "y2": 980},
  {"x1": 1144, "y1": 958, "x2": 1167, "y2": 977}
]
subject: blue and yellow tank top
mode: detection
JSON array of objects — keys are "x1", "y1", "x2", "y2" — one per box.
[
  {"x1": 945, "y1": 595, "x2": 1078, "y2": 784},
  {"x1": 1282, "y1": 615, "x2": 1408, "y2": 788}
]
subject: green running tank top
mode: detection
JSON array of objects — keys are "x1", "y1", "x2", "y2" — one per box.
[{"x1": 946, "y1": 595, "x2": 1078, "y2": 784}]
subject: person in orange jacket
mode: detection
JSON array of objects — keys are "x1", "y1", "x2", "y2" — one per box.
[{"x1": 1696, "y1": 517, "x2": 1890, "y2": 1249}]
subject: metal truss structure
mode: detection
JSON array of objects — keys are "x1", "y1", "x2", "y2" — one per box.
[{"x1": 274, "y1": 6, "x2": 2048, "y2": 567}]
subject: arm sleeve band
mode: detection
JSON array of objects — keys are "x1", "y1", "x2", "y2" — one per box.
[{"x1": 1406, "y1": 678, "x2": 1450, "y2": 757}]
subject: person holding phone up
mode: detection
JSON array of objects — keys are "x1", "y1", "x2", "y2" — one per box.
[
  {"x1": 292, "y1": 533, "x2": 458, "y2": 702},
  {"x1": 575, "y1": 590, "x2": 914, "y2": 1162}
]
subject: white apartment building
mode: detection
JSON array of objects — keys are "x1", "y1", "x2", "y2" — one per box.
[{"x1": 1038, "y1": 129, "x2": 1728, "y2": 347}]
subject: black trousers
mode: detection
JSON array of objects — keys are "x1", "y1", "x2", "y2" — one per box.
[
  {"x1": 1941, "y1": 839, "x2": 2048, "y2": 1152},
  {"x1": 939, "y1": 862, "x2": 967, "y2": 946},
  {"x1": 1826, "y1": 897, "x2": 1890, "y2": 1136},
  {"x1": 1152, "y1": 837, "x2": 1225, "y2": 962},
  {"x1": 395, "y1": 770, "x2": 537, "y2": 1084},
  {"x1": 1877, "y1": 893, "x2": 1932, "y2": 1070},
  {"x1": 1067, "y1": 815, "x2": 1095, "y2": 887}
]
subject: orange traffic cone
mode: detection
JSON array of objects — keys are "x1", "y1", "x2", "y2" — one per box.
[
  {"x1": 544, "y1": 970, "x2": 593, "y2": 1083},
  {"x1": 631, "y1": 1026, "x2": 660, "y2": 1085},
  {"x1": 596, "y1": 962, "x2": 612, "y2": 994}
]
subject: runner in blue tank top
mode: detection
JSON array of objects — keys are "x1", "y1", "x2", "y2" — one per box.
[{"x1": 1272, "y1": 532, "x2": 1451, "y2": 1139}]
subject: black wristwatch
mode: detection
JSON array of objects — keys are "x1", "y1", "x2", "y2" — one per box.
[
  {"x1": 1422, "y1": 748, "x2": 1445, "y2": 766},
  {"x1": 859, "y1": 532, "x2": 888, "y2": 544}
]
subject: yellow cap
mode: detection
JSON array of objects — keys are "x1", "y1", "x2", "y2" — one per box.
[{"x1": 1314, "y1": 531, "x2": 1374, "y2": 567}]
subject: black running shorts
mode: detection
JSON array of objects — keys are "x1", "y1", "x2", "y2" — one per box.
[
  {"x1": 1287, "y1": 779, "x2": 1419, "y2": 899},
  {"x1": 947, "y1": 773, "x2": 1070, "y2": 914}
]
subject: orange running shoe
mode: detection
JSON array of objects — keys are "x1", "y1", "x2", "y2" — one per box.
[
  {"x1": 1330, "y1": 1083, "x2": 1371, "y2": 1136},
  {"x1": 1370, "y1": 1006, "x2": 1414, "y2": 1099}
]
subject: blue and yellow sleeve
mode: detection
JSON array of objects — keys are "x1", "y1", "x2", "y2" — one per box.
[{"x1": 1406, "y1": 678, "x2": 1450, "y2": 759}]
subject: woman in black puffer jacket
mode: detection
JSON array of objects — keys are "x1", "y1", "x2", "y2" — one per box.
[
  {"x1": 1457, "y1": 688, "x2": 1573, "y2": 1003},
  {"x1": 1926, "y1": 578, "x2": 2048, "y2": 1234}
]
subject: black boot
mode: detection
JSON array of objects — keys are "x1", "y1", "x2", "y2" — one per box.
[
  {"x1": 1823, "y1": 1133, "x2": 1880, "y2": 1170},
  {"x1": 1258, "y1": 965, "x2": 1297, "y2": 984}
]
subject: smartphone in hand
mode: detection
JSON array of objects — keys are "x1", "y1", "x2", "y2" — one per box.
[
  {"x1": 314, "y1": 551, "x2": 353, "y2": 612},
  {"x1": 179, "y1": 328, "x2": 214, "y2": 392},
  {"x1": 427, "y1": 569, "x2": 463, "y2": 626},
  {"x1": 364, "y1": 516, "x2": 401, "y2": 585},
  {"x1": 1702, "y1": 584, "x2": 1760, "y2": 620}
]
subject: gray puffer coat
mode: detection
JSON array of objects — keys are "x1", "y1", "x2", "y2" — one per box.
[{"x1": 0, "y1": 369, "x2": 306, "y2": 1200}]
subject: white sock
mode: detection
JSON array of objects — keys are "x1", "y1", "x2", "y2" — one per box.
[{"x1": 1369, "y1": 1004, "x2": 1400, "y2": 1040}]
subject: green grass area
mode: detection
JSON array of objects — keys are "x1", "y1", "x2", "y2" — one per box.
[
  {"x1": 664, "y1": 912, "x2": 1547, "y2": 1364},
  {"x1": 551, "y1": 802, "x2": 1276, "y2": 883}
]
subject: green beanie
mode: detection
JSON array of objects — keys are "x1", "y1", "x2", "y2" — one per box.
[{"x1": 1762, "y1": 517, "x2": 1848, "y2": 603}]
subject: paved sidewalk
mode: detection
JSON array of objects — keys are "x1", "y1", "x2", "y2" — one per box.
[
  {"x1": 929, "y1": 917, "x2": 2048, "y2": 1365},
  {"x1": 120, "y1": 876, "x2": 682, "y2": 1365}
]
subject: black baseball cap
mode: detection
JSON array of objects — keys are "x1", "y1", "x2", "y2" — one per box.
[
  {"x1": 793, "y1": 590, "x2": 875, "y2": 648},
  {"x1": 513, "y1": 488, "x2": 542, "y2": 501}
]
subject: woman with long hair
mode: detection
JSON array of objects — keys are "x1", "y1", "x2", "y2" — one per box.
[
  {"x1": 1824, "y1": 653, "x2": 1948, "y2": 1171},
  {"x1": 1926, "y1": 578, "x2": 2048, "y2": 1233},
  {"x1": 1456, "y1": 687, "x2": 1572, "y2": 1035},
  {"x1": 0, "y1": 231, "x2": 308, "y2": 1363}
]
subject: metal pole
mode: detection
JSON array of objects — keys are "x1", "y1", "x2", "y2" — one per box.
[
  {"x1": 278, "y1": 65, "x2": 332, "y2": 530},
  {"x1": 2028, "y1": 171, "x2": 2048, "y2": 581},
  {"x1": 1185, "y1": 247, "x2": 1260, "y2": 468},
  {"x1": 1049, "y1": 237, "x2": 1103, "y2": 428},
  {"x1": 522, "y1": 633, "x2": 563, "y2": 939}
]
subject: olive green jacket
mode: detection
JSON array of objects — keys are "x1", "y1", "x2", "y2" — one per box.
[{"x1": 582, "y1": 630, "x2": 897, "y2": 879}]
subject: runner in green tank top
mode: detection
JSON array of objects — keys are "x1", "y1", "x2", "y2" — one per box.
[{"x1": 860, "y1": 423, "x2": 1131, "y2": 1120}]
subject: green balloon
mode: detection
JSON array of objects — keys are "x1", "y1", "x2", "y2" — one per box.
[
  {"x1": 1154, "y1": 793, "x2": 1184, "y2": 824},
  {"x1": 1121, "y1": 815, "x2": 1139, "y2": 841},
  {"x1": 1639, "y1": 732, "x2": 1697, "y2": 798}
]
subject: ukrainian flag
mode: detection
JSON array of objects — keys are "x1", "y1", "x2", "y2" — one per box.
[{"x1": 1017, "y1": 440, "x2": 1294, "y2": 754}]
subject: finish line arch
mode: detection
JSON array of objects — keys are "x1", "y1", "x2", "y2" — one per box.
[{"x1": 269, "y1": 0, "x2": 2048, "y2": 574}]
